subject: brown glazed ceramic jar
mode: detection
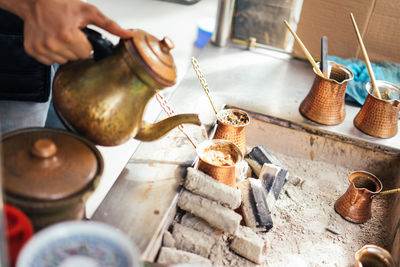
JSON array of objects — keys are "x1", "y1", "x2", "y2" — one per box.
[{"x1": 2, "y1": 128, "x2": 104, "y2": 230}]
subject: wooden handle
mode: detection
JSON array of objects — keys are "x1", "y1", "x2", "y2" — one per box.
[
  {"x1": 321, "y1": 36, "x2": 328, "y2": 77},
  {"x1": 349, "y1": 13, "x2": 381, "y2": 99},
  {"x1": 284, "y1": 20, "x2": 325, "y2": 77}
]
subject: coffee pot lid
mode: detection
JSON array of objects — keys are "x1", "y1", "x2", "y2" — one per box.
[
  {"x1": 2, "y1": 128, "x2": 102, "y2": 201},
  {"x1": 126, "y1": 29, "x2": 177, "y2": 87}
]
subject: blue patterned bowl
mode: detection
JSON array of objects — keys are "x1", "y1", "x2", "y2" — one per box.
[{"x1": 16, "y1": 221, "x2": 142, "y2": 267}]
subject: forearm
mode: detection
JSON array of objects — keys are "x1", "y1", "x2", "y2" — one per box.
[
  {"x1": 0, "y1": 0, "x2": 131, "y2": 65},
  {"x1": 0, "y1": 0, "x2": 33, "y2": 20}
]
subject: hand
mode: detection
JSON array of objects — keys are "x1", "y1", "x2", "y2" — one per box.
[{"x1": 19, "y1": 0, "x2": 133, "y2": 65}]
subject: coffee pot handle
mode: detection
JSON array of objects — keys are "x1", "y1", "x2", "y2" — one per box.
[{"x1": 82, "y1": 27, "x2": 115, "y2": 61}]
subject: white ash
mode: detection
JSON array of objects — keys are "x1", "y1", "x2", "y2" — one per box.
[
  {"x1": 181, "y1": 213, "x2": 222, "y2": 237},
  {"x1": 185, "y1": 167, "x2": 242, "y2": 209},
  {"x1": 162, "y1": 231, "x2": 175, "y2": 248},
  {"x1": 209, "y1": 234, "x2": 261, "y2": 267},
  {"x1": 177, "y1": 190, "x2": 242, "y2": 234},
  {"x1": 263, "y1": 153, "x2": 392, "y2": 267},
  {"x1": 166, "y1": 150, "x2": 391, "y2": 266},
  {"x1": 230, "y1": 226, "x2": 266, "y2": 264},
  {"x1": 237, "y1": 179, "x2": 258, "y2": 229},
  {"x1": 172, "y1": 223, "x2": 216, "y2": 258},
  {"x1": 157, "y1": 247, "x2": 212, "y2": 266}
]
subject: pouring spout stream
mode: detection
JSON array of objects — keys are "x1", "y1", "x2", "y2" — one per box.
[{"x1": 134, "y1": 114, "x2": 201, "y2": 142}]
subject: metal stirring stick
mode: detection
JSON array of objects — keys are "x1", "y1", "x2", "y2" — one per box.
[
  {"x1": 320, "y1": 36, "x2": 328, "y2": 77},
  {"x1": 191, "y1": 57, "x2": 218, "y2": 115}
]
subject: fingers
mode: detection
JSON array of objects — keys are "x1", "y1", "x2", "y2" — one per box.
[
  {"x1": 21, "y1": 1, "x2": 130, "y2": 65},
  {"x1": 66, "y1": 30, "x2": 93, "y2": 59},
  {"x1": 43, "y1": 36, "x2": 80, "y2": 60},
  {"x1": 24, "y1": 30, "x2": 92, "y2": 65},
  {"x1": 84, "y1": 5, "x2": 133, "y2": 39},
  {"x1": 24, "y1": 39, "x2": 67, "y2": 65}
]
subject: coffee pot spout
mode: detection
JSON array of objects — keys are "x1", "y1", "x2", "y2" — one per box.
[{"x1": 134, "y1": 114, "x2": 201, "y2": 142}]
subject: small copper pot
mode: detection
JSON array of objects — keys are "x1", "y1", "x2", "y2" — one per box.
[
  {"x1": 213, "y1": 109, "x2": 250, "y2": 155},
  {"x1": 354, "y1": 80, "x2": 400, "y2": 138},
  {"x1": 197, "y1": 139, "x2": 243, "y2": 187},
  {"x1": 334, "y1": 171, "x2": 382, "y2": 223},
  {"x1": 2, "y1": 128, "x2": 104, "y2": 230},
  {"x1": 299, "y1": 61, "x2": 354, "y2": 125},
  {"x1": 355, "y1": 244, "x2": 395, "y2": 267}
]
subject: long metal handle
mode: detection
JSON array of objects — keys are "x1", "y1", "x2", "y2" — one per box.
[
  {"x1": 191, "y1": 57, "x2": 218, "y2": 115},
  {"x1": 379, "y1": 187, "x2": 400, "y2": 196}
]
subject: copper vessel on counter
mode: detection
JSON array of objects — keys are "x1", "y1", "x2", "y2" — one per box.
[
  {"x1": 213, "y1": 109, "x2": 250, "y2": 155},
  {"x1": 197, "y1": 139, "x2": 243, "y2": 187},
  {"x1": 334, "y1": 171, "x2": 382, "y2": 223},
  {"x1": 299, "y1": 61, "x2": 353, "y2": 125},
  {"x1": 355, "y1": 244, "x2": 395, "y2": 267},
  {"x1": 354, "y1": 80, "x2": 400, "y2": 138},
  {"x1": 53, "y1": 29, "x2": 200, "y2": 146},
  {"x1": 2, "y1": 128, "x2": 104, "y2": 230}
]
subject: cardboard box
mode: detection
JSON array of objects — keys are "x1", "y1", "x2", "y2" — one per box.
[{"x1": 292, "y1": 0, "x2": 400, "y2": 63}]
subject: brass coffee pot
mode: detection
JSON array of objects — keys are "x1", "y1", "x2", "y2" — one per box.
[{"x1": 52, "y1": 28, "x2": 201, "y2": 146}]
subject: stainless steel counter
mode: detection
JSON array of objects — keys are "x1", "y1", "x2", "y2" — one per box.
[
  {"x1": 170, "y1": 43, "x2": 400, "y2": 149},
  {"x1": 92, "y1": 41, "x2": 400, "y2": 261}
]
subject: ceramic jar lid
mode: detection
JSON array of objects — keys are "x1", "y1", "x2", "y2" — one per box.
[
  {"x1": 2, "y1": 128, "x2": 103, "y2": 201},
  {"x1": 127, "y1": 29, "x2": 177, "y2": 87}
]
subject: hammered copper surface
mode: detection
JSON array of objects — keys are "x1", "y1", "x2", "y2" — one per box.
[
  {"x1": 53, "y1": 29, "x2": 201, "y2": 146},
  {"x1": 354, "y1": 81, "x2": 400, "y2": 138},
  {"x1": 197, "y1": 140, "x2": 243, "y2": 187},
  {"x1": 213, "y1": 109, "x2": 250, "y2": 155},
  {"x1": 355, "y1": 244, "x2": 395, "y2": 267},
  {"x1": 128, "y1": 29, "x2": 176, "y2": 86},
  {"x1": 335, "y1": 171, "x2": 382, "y2": 224},
  {"x1": 299, "y1": 61, "x2": 353, "y2": 125}
]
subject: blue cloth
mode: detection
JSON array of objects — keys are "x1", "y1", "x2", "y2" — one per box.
[{"x1": 328, "y1": 56, "x2": 400, "y2": 106}]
